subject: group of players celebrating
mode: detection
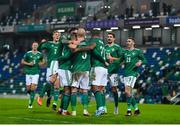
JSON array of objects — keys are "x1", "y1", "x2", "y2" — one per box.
[{"x1": 21, "y1": 27, "x2": 147, "y2": 117}]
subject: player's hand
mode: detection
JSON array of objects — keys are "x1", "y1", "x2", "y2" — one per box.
[
  {"x1": 41, "y1": 39, "x2": 46, "y2": 43},
  {"x1": 135, "y1": 61, "x2": 142, "y2": 67},
  {"x1": 29, "y1": 62, "x2": 34, "y2": 66},
  {"x1": 68, "y1": 43, "x2": 77, "y2": 49},
  {"x1": 38, "y1": 61, "x2": 44, "y2": 67},
  {"x1": 105, "y1": 62, "x2": 109, "y2": 66},
  {"x1": 108, "y1": 55, "x2": 115, "y2": 63}
]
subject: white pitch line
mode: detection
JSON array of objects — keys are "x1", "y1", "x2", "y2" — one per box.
[{"x1": 7, "y1": 116, "x2": 73, "y2": 124}]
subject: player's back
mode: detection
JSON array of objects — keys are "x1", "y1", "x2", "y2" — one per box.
[
  {"x1": 71, "y1": 40, "x2": 91, "y2": 73},
  {"x1": 89, "y1": 38, "x2": 106, "y2": 68}
]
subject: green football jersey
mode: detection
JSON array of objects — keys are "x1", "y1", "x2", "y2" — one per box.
[
  {"x1": 71, "y1": 40, "x2": 91, "y2": 73},
  {"x1": 23, "y1": 51, "x2": 43, "y2": 75},
  {"x1": 108, "y1": 48, "x2": 147, "y2": 77},
  {"x1": 123, "y1": 48, "x2": 147, "y2": 77},
  {"x1": 105, "y1": 43, "x2": 123, "y2": 73},
  {"x1": 89, "y1": 38, "x2": 106, "y2": 67},
  {"x1": 58, "y1": 43, "x2": 72, "y2": 70},
  {"x1": 38, "y1": 41, "x2": 62, "y2": 67}
]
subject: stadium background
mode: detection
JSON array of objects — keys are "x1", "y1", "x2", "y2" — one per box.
[{"x1": 0, "y1": 0, "x2": 179, "y2": 124}]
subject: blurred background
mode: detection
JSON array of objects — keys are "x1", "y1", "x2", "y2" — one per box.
[{"x1": 0, "y1": 0, "x2": 179, "y2": 105}]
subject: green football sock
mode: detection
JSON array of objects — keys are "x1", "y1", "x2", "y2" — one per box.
[
  {"x1": 71, "y1": 92, "x2": 77, "y2": 111},
  {"x1": 101, "y1": 92, "x2": 106, "y2": 108},
  {"x1": 82, "y1": 93, "x2": 88, "y2": 110},
  {"x1": 131, "y1": 97, "x2": 138, "y2": 110},
  {"x1": 113, "y1": 91, "x2": 119, "y2": 107},
  {"x1": 63, "y1": 93, "x2": 70, "y2": 110},
  {"x1": 29, "y1": 90, "x2": 35, "y2": 106},
  {"x1": 94, "y1": 91, "x2": 103, "y2": 110},
  {"x1": 40, "y1": 83, "x2": 52, "y2": 98},
  {"x1": 53, "y1": 89, "x2": 59, "y2": 104},
  {"x1": 60, "y1": 94, "x2": 64, "y2": 109},
  {"x1": 127, "y1": 96, "x2": 132, "y2": 111}
]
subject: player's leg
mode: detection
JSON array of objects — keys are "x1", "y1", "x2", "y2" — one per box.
[
  {"x1": 99, "y1": 67, "x2": 108, "y2": 114},
  {"x1": 71, "y1": 73, "x2": 80, "y2": 116},
  {"x1": 124, "y1": 76, "x2": 135, "y2": 116},
  {"x1": 71, "y1": 86, "x2": 78, "y2": 116},
  {"x1": 29, "y1": 75, "x2": 39, "y2": 108},
  {"x1": 26, "y1": 75, "x2": 33, "y2": 108},
  {"x1": 91, "y1": 67, "x2": 104, "y2": 116},
  {"x1": 129, "y1": 76, "x2": 140, "y2": 115},
  {"x1": 37, "y1": 68, "x2": 52, "y2": 106},
  {"x1": 52, "y1": 74, "x2": 59, "y2": 111},
  {"x1": 80, "y1": 71, "x2": 90, "y2": 116},
  {"x1": 99, "y1": 86, "x2": 107, "y2": 114},
  {"x1": 58, "y1": 69, "x2": 71, "y2": 115},
  {"x1": 109, "y1": 74, "x2": 119, "y2": 114},
  {"x1": 61, "y1": 86, "x2": 71, "y2": 115}
]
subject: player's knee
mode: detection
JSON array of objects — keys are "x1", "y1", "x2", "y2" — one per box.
[
  {"x1": 71, "y1": 87, "x2": 77, "y2": 93},
  {"x1": 125, "y1": 89, "x2": 131, "y2": 97},
  {"x1": 112, "y1": 86, "x2": 117, "y2": 92},
  {"x1": 82, "y1": 89, "x2": 88, "y2": 93},
  {"x1": 26, "y1": 85, "x2": 31, "y2": 91},
  {"x1": 31, "y1": 84, "x2": 37, "y2": 91}
]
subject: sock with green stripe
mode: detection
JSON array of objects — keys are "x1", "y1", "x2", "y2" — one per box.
[
  {"x1": 53, "y1": 89, "x2": 59, "y2": 105},
  {"x1": 94, "y1": 91, "x2": 103, "y2": 110},
  {"x1": 101, "y1": 91, "x2": 106, "y2": 109},
  {"x1": 40, "y1": 83, "x2": 52, "y2": 98},
  {"x1": 71, "y1": 92, "x2": 77, "y2": 111},
  {"x1": 29, "y1": 90, "x2": 35, "y2": 106},
  {"x1": 62, "y1": 93, "x2": 70, "y2": 111},
  {"x1": 131, "y1": 96, "x2": 138, "y2": 110},
  {"x1": 81, "y1": 92, "x2": 89, "y2": 110},
  {"x1": 127, "y1": 96, "x2": 132, "y2": 111}
]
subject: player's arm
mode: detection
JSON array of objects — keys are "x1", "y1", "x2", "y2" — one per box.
[
  {"x1": 38, "y1": 39, "x2": 48, "y2": 51},
  {"x1": 108, "y1": 55, "x2": 124, "y2": 73},
  {"x1": 21, "y1": 59, "x2": 34, "y2": 66},
  {"x1": 57, "y1": 45, "x2": 72, "y2": 61},
  {"x1": 136, "y1": 50, "x2": 147, "y2": 67},
  {"x1": 21, "y1": 53, "x2": 34, "y2": 66},
  {"x1": 108, "y1": 47, "x2": 123, "y2": 62},
  {"x1": 70, "y1": 42, "x2": 96, "y2": 53},
  {"x1": 57, "y1": 51, "x2": 72, "y2": 62}
]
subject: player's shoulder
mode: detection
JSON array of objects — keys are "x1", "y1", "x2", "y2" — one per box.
[
  {"x1": 26, "y1": 50, "x2": 32, "y2": 54},
  {"x1": 134, "y1": 48, "x2": 142, "y2": 51},
  {"x1": 113, "y1": 43, "x2": 121, "y2": 48},
  {"x1": 37, "y1": 51, "x2": 42, "y2": 54}
]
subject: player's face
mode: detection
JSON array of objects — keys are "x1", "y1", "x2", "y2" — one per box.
[
  {"x1": 107, "y1": 34, "x2": 115, "y2": 44},
  {"x1": 32, "y1": 42, "x2": 38, "y2": 51},
  {"x1": 53, "y1": 32, "x2": 60, "y2": 42},
  {"x1": 126, "y1": 39, "x2": 135, "y2": 48}
]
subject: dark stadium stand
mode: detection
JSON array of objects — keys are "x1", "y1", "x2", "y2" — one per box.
[{"x1": 0, "y1": 47, "x2": 179, "y2": 104}]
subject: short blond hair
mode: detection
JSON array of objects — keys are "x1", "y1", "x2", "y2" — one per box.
[{"x1": 77, "y1": 28, "x2": 86, "y2": 37}]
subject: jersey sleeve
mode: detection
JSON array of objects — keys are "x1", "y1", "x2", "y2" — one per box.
[
  {"x1": 117, "y1": 46, "x2": 123, "y2": 57},
  {"x1": 57, "y1": 45, "x2": 72, "y2": 62},
  {"x1": 92, "y1": 48, "x2": 106, "y2": 64},
  {"x1": 38, "y1": 42, "x2": 48, "y2": 51},
  {"x1": 138, "y1": 49, "x2": 147, "y2": 65},
  {"x1": 23, "y1": 53, "x2": 29, "y2": 61}
]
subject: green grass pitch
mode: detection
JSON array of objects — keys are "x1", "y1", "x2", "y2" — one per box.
[{"x1": 0, "y1": 98, "x2": 180, "y2": 124}]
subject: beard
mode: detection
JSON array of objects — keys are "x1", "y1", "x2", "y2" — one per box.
[{"x1": 107, "y1": 41, "x2": 112, "y2": 44}]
